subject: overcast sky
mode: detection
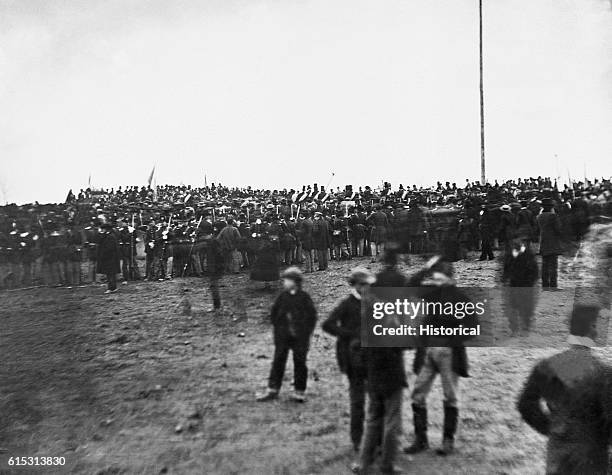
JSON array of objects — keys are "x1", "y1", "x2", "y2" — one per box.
[{"x1": 1, "y1": 0, "x2": 611, "y2": 204}]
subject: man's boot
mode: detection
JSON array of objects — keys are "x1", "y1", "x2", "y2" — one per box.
[
  {"x1": 403, "y1": 404, "x2": 428, "y2": 454},
  {"x1": 436, "y1": 405, "x2": 458, "y2": 456}
]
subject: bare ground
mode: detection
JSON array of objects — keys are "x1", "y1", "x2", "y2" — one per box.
[{"x1": 1, "y1": 254, "x2": 610, "y2": 474}]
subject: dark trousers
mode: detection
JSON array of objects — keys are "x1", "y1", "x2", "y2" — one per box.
[
  {"x1": 66, "y1": 260, "x2": 81, "y2": 286},
  {"x1": 360, "y1": 388, "x2": 403, "y2": 473},
  {"x1": 505, "y1": 288, "x2": 536, "y2": 332},
  {"x1": 145, "y1": 253, "x2": 155, "y2": 279},
  {"x1": 210, "y1": 273, "x2": 221, "y2": 309},
  {"x1": 268, "y1": 336, "x2": 309, "y2": 392},
  {"x1": 541, "y1": 255, "x2": 558, "y2": 288},
  {"x1": 106, "y1": 273, "x2": 117, "y2": 291},
  {"x1": 316, "y1": 249, "x2": 328, "y2": 270},
  {"x1": 349, "y1": 374, "x2": 366, "y2": 449},
  {"x1": 480, "y1": 237, "x2": 494, "y2": 260},
  {"x1": 122, "y1": 255, "x2": 140, "y2": 280}
]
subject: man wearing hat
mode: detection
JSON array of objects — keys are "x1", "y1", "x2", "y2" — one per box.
[
  {"x1": 478, "y1": 205, "x2": 496, "y2": 261},
  {"x1": 537, "y1": 198, "x2": 563, "y2": 289},
  {"x1": 257, "y1": 267, "x2": 317, "y2": 402},
  {"x1": 296, "y1": 211, "x2": 314, "y2": 273},
  {"x1": 404, "y1": 256, "x2": 477, "y2": 456},
  {"x1": 517, "y1": 305, "x2": 612, "y2": 474},
  {"x1": 322, "y1": 267, "x2": 376, "y2": 453},
  {"x1": 312, "y1": 211, "x2": 330, "y2": 271},
  {"x1": 97, "y1": 223, "x2": 121, "y2": 293},
  {"x1": 358, "y1": 248, "x2": 408, "y2": 474}
]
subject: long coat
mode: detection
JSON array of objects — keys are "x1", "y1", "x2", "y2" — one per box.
[
  {"x1": 270, "y1": 289, "x2": 317, "y2": 342},
  {"x1": 537, "y1": 211, "x2": 563, "y2": 256},
  {"x1": 311, "y1": 218, "x2": 330, "y2": 250},
  {"x1": 517, "y1": 347, "x2": 612, "y2": 474},
  {"x1": 296, "y1": 218, "x2": 314, "y2": 251},
  {"x1": 322, "y1": 294, "x2": 363, "y2": 378},
  {"x1": 250, "y1": 237, "x2": 280, "y2": 282},
  {"x1": 96, "y1": 232, "x2": 121, "y2": 275}
]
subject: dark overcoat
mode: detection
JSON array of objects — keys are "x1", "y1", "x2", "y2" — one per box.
[
  {"x1": 537, "y1": 211, "x2": 563, "y2": 256},
  {"x1": 96, "y1": 232, "x2": 121, "y2": 275}
]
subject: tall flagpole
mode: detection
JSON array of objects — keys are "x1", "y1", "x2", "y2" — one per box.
[{"x1": 479, "y1": 0, "x2": 486, "y2": 184}]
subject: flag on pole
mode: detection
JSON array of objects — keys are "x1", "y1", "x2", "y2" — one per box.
[
  {"x1": 147, "y1": 165, "x2": 156, "y2": 186},
  {"x1": 88, "y1": 174, "x2": 91, "y2": 188}
]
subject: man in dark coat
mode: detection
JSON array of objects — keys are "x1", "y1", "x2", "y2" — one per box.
[
  {"x1": 312, "y1": 212, "x2": 330, "y2": 271},
  {"x1": 537, "y1": 198, "x2": 563, "y2": 289},
  {"x1": 478, "y1": 206, "x2": 496, "y2": 260},
  {"x1": 257, "y1": 267, "x2": 317, "y2": 402},
  {"x1": 250, "y1": 233, "x2": 280, "y2": 286},
  {"x1": 65, "y1": 225, "x2": 83, "y2": 287},
  {"x1": 96, "y1": 223, "x2": 121, "y2": 293},
  {"x1": 517, "y1": 305, "x2": 612, "y2": 475},
  {"x1": 502, "y1": 239, "x2": 539, "y2": 336},
  {"x1": 206, "y1": 237, "x2": 224, "y2": 310},
  {"x1": 366, "y1": 205, "x2": 389, "y2": 262},
  {"x1": 296, "y1": 212, "x2": 314, "y2": 272},
  {"x1": 357, "y1": 246, "x2": 407, "y2": 474},
  {"x1": 322, "y1": 267, "x2": 375, "y2": 452}
]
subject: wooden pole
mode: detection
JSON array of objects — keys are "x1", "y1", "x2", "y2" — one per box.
[{"x1": 479, "y1": 0, "x2": 486, "y2": 184}]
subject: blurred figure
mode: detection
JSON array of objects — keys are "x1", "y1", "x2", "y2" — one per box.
[
  {"x1": 83, "y1": 221, "x2": 99, "y2": 283},
  {"x1": 405, "y1": 256, "x2": 477, "y2": 456},
  {"x1": 65, "y1": 225, "x2": 83, "y2": 287},
  {"x1": 97, "y1": 223, "x2": 120, "y2": 293},
  {"x1": 297, "y1": 211, "x2": 314, "y2": 273},
  {"x1": 206, "y1": 236, "x2": 224, "y2": 310},
  {"x1": 517, "y1": 305, "x2": 612, "y2": 475},
  {"x1": 216, "y1": 218, "x2": 241, "y2": 273},
  {"x1": 357, "y1": 246, "x2": 406, "y2": 474},
  {"x1": 478, "y1": 205, "x2": 496, "y2": 261},
  {"x1": 501, "y1": 239, "x2": 539, "y2": 336},
  {"x1": 257, "y1": 267, "x2": 317, "y2": 402},
  {"x1": 366, "y1": 205, "x2": 389, "y2": 263},
  {"x1": 312, "y1": 212, "x2": 330, "y2": 271},
  {"x1": 323, "y1": 267, "x2": 375, "y2": 453}
]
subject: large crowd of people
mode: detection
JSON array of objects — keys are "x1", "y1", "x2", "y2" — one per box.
[
  {"x1": 0, "y1": 175, "x2": 610, "y2": 291},
  {"x1": 2, "y1": 175, "x2": 611, "y2": 473}
]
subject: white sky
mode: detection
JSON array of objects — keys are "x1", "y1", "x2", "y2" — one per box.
[{"x1": 1, "y1": 0, "x2": 611, "y2": 204}]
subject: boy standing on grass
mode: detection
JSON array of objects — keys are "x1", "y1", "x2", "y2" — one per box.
[{"x1": 256, "y1": 267, "x2": 317, "y2": 402}]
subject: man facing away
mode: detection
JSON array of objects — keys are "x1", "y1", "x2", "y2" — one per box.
[
  {"x1": 537, "y1": 197, "x2": 563, "y2": 290},
  {"x1": 517, "y1": 305, "x2": 612, "y2": 475}
]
